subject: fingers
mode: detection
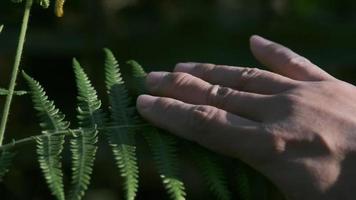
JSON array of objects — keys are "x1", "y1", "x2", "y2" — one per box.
[
  {"x1": 250, "y1": 35, "x2": 334, "y2": 81},
  {"x1": 174, "y1": 62, "x2": 298, "y2": 94},
  {"x1": 145, "y1": 71, "x2": 273, "y2": 121},
  {"x1": 136, "y1": 95, "x2": 273, "y2": 161}
]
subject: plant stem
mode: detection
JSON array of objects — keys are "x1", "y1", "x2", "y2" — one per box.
[
  {"x1": 0, "y1": 124, "x2": 150, "y2": 151},
  {"x1": 0, "y1": 0, "x2": 33, "y2": 145}
]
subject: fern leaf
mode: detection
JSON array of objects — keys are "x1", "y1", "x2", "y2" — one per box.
[
  {"x1": 104, "y1": 48, "x2": 139, "y2": 200},
  {"x1": 0, "y1": 150, "x2": 15, "y2": 181},
  {"x1": 23, "y1": 71, "x2": 68, "y2": 200},
  {"x1": 68, "y1": 59, "x2": 103, "y2": 200},
  {"x1": 126, "y1": 60, "x2": 146, "y2": 95},
  {"x1": 192, "y1": 147, "x2": 231, "y2": 200},
  {"x1": 73, "y1": 58, "x2": 104, "y2": 128},
  {"x1": 144, "y1": 129, "x2": 186, "y2": 200},
  {"x1": 11, "y1": 0, "x2": 23, "y2": 4},
  {"x1": 69, "y1": 128, "x2": 98, "y2": 200},
  {"x1": 236, "y1": 163, "x2": 251, "y2": 200},
  {"x1": 0, "y1": 88, "x2": 27, "y2": 96},
  {"x1": 127, "y1": 62, "x2": 187, "y2": 200}
]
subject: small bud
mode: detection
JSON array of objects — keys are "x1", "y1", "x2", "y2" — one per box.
[
  {"x1": 39, "y1": 0, "x2": 50, "y2": 9},
  {"x1": 55, "y1": 0, "x2": 65, "y2": 17}
]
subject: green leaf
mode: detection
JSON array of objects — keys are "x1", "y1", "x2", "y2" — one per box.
[
  {"x1": 144, "y1": 129, "x2": 186, "y2": 200},
  {"x1": 128, "y1": 61, "x2": 187, "y2": 200},
  {"x1": 68, "y1": 59, "x2": 103, "y2": 200},
  {"x1": 104, "y1": 48, "x2": 139, "y2": 200},
  {"x1": 68, "y1": 129, "x2": 98, "y2": 200},
  {"x1": 236, "y1": 163, "x2": 251, "y2": 200},
  {"x1": 192, "y1": 147, "x2": 231, "y2": 200},
  {"x1": 0, "y1": 150, "x2": 15, "y2": 181},
  {"x1": 11, "y1": 0, "x2": 23, "y2": 4},
  {"x1": 126, "y1": 60, "x2": 147, "y2": 95},
  {"x1": 0, "y1": 25, "x2": 4, "y2": 34},
  {"x1": 23, "y1": 71, "x2": 68, "y2": 200},
  {"x1": 0, "y1": 88, "x2": 28, "y2": 96}
]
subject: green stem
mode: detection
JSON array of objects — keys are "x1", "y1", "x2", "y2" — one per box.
[
  {"x1": 0, "y1": 124, "x2": 150, "y2": 151},
  {"x1": 0, "y1": 0, "x2": 33, "y2": 145}
]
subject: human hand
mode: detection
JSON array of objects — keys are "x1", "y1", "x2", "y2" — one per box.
[{"x1": 136, "y1": 35, "x2": 356, "y2": 200}]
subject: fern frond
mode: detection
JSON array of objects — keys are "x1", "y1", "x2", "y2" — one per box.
[
  {"x1": 68, "y1": 129, "x2": 98, "y2": 200},
  {"x1": 68, "y1": 59, "x2": 103, "y2": 200},
  {"x1": 127, "y1": 61, "x2": 186, "y2": 199},
  {"x1": 104, "y1": 49, "x2": 139, "y2": 200},
  {"x1": 236, "y1": 163, "x2": 251, "y2": 200},
  {"x1": 0, "y1": 88, "x2": 27, "y2": 96},
  {"x1": 11, "y1": 0, "x2": 23, "y2": 4},
  {"x1": 73, "y1": 58, "x2": 104, "y2": 128},
  {"x1": 23, "y1": 71, "x2": 68, "y2": 200},
  {"x1": 126, "y1": 60, "x2": 146, "y2": 95},
  {"x1": 192, "y1": 148, "x2": 231, "y2": 200},
  {"x1": 144, "y1": 129, "x2": 186, "y2": 200},
  {"x1": 0, "y1": 150, "x2": 15, "y2": 181}
]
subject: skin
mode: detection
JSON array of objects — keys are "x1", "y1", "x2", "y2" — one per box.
[{"x1": 136, "y1": 35, "x2": 356, "y2": 200}]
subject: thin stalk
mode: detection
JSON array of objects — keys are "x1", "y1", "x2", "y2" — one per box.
[
  {"x1": 0, "y1": 124, "x2": 150, "y2": 151},
  {"x1": 0, "y1": 0, "x2": 33, "y2": 145}
]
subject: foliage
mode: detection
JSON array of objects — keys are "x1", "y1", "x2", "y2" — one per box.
[
  {"x1": 104, "y1": 48, "x2": 139, "y2": 200},
  {"x1": 0, "y1": 1, "x2": 262, "y2": 200},
  {"x1": 0, "y1": 150, "x2": 15, "y2": 181},
  {"x1": 1, "y1": 49, "x2": 257, "y2": 200},
  {"x1": 23, "y1": 71, "x2": 69, "y2": 200}
]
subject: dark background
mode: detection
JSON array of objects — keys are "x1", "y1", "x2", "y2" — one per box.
[{"x1": 1, "y1": 0, "x2": 356, "y2": 199}]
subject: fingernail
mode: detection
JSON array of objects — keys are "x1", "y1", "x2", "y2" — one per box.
[
  {"x1": 175, "y1": 62, "x2": 196, "y2": 72},
  {"x1": 137, "y1": 95, "x2": 157, "y2": 110},
  {"x1": 250, "y1": 35, "x2": 272, "y2": 47},
  {"x1": 146, "y1": 72, "x2": 167, "y2": 88}
]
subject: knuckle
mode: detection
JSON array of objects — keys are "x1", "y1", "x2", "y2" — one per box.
[
  {"x1": 237, "y1": 67, "x2": 261, "y2": 90},
  {"x1": 167, "y1": 72, "x2": 192, "y2": 89},
  {"x1": 262, "y1": 124, "x2": 289, "y2": 156},
  {"x1": 153, "y1": 97, "x2": 173, "y2": 111},
  {"x1": 206, "y1": 85, "x2": 233, "y2": 108},
  {"x1": 288, "y1": 56, "x2": 311, "y2": 67},
  {"x1": 265, "y1": 43, "x2": 285, "y2": 55},
  {"x1": 279, "y1": 92, "x2": 302, "y2": 105},
  {"x1": 195, "y1": 63, "x2": 217, "y2": 80},
  {"x1": 188, "y1": 105, "x2": 218, "y2": 135}
]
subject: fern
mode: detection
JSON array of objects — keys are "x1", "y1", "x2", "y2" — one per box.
[
  {"x1": 192, "y1": 147, "x2": 231, "y2": 200},
  {"x1": 127, "y1": 60, "x2": 187, "y2": 200},
  {"x1": 236, "y1": 163, "x2": 251, "y2": 200},
  {"x1": 22, "y1": 71, "x2": 68, "y2": 200},
  {"x1": 0, "y1": 150, "x2": 15, "y2": 181},
  {"x1": 104, "y1": 48, "x2": 139, "y2": 200},
  {"x1": 126, "y1": 60, "x2": 146, "y2": 95},
  {"x1": 144, "y1": 129, "x2": 187, "y2": 200},
  {"x1": 3, "y1": 49, "x2": 256, "y2": 200},
  {"x1": 67, "y1": 59, "x2": 103, "y2": 200}
]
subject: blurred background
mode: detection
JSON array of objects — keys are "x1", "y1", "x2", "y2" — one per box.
[{"x1": 1, "y1": 0, "x2": 356, "y2": 199}]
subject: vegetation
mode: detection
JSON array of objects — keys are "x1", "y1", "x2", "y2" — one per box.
[{"x1": 0, "y1": 1, "x2": 272, "y2": 200}]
